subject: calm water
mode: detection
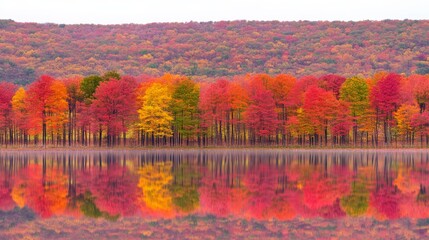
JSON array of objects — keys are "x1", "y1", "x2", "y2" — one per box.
[{"x1": 0, "y1": 150, "x2": 429, "y2": 239}]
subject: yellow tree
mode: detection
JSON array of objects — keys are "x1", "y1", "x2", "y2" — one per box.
[
  {"x1": 11, "y1": 87, "x2": 29, "y2": 143},
  {"x1": 138, "y1": 83, "x2": 173, "y2": 143},
  {"x1": 394, "y1": 104, "x2": 419, "y2": 144}
]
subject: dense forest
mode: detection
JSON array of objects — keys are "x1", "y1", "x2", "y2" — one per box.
[
  {"x1": 0, "y1": 71, "x2": 429, "y2": 147},
  {"x1": 0, "y1": 20, "x2": 428, "y2": 85}
]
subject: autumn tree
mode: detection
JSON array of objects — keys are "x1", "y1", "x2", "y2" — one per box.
[
  {"x1": 11, "y1": 87, "x2": 29, "y2": 144},
  {"x1": 0, "y1": 82, "x2": 17, "y2": 145},
  {"x1": 411, "y1": 111, "x2": 429, "y2": 146},
  {"x1": 228, "y1": 81, "x2": 249, "y2": 145},
  {"x1": 411, "y1": 74, "x2": 429, "y2": 112},
  {"x1": 26, "y1": 75, "x2": 68, "y2": 145},
  {"x1": 138, "y1": 82, "x2": 173, "y2": 145},
  {"x1": 101, "y1": 70, "x2": 121, "y2": 81},
  {"x1": 340, "y1": 76, "x2": 370, "y2": 144},
  {"x1": 80, "y1": 75, "x2": 103, "y2": 100},
  {"x1": 370, "y1": 73, "x2": 402, "y2": 145},
  {"x1": 331, "y1": 102, "x2": 353, "y2": 145},
  {"x1": 170, "y1": 78, "x2": 200, "y2": 145},
  {"x1": 394, "y1": 104, "x2": 419, "y2": 144},
  {"x1": 303, "y1": 86, "x2": 340, "y2": 145},
  {"x1": 266, "y1": 74, "x2": 296, "y2": 145},
  {"x1": 91, "y1": 77, "x2": 138, "y2": 146},
  {"x1": 245, "y1": 81, "x2": 278, "y2": 144},
  {"x1": 63, "y1": 76, "x2": 84, "y2": 145},
  {"x1": 199, "y1": 79, "x2": 231, "y2": 145},
  {"x1": 319, "y1": 74, "x2": 346, "y2": 99}
]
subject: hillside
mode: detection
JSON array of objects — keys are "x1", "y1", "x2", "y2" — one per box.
[{"x1": 0, "y1": 19, "x2": 428, "y2": 85}]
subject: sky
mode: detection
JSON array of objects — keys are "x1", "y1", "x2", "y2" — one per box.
[{"x1": 0, "y1": 0, "x2": 428, "y2": 24}]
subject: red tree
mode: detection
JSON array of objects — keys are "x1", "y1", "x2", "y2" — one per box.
[
  {"x1": 245, "y1": 82, "x2": 278, "y2": 142},
  {"x1": 303, "y1": 86, "x2": 340, "y2": 145},
  {"x1": 0, "y1": 82, "x2": 17, "y2": 144},
  {"x1": 26, "y1": 75, "x2": 69, "y2": 145},
  {"x1": 199, "y1": 79, "x2": 231, "y2": 145},
  {"x1": 91, "y1": 76, "x2": 138, "y2": 146},
  {"x1": 285, "y1": 75, "x2": 320, "y2": 108},
  {"x1": 319, "y1": 74, "x2": 346, "y2": 99},
  {"x1": 370, "y1": 73, "x2": 402, "y2": 144}
]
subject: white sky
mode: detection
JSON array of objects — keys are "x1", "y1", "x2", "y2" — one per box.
[{"x1": 0, "y1": 0, "x2": 428, "y2": 24}]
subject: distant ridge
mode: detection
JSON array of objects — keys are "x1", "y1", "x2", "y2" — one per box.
[{"x1": 0, "y1": 20, "x2": 428, "y2": 85}]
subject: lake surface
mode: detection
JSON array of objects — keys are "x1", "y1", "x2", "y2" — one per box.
[{"x1": 0, "y1": 150, "x2": 429, "y2": 239}]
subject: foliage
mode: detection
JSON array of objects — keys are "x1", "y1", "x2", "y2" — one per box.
[
  {"x1": 0, "y1": 20, "x2": 427, "y2": 85},
  {"x1": 138, "y1": 82, "x2": 174, "y2": 137}
]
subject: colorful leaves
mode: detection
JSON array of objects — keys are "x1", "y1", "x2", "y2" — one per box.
[{"x1": 138, "y1": 83, "x2": 173, "y2": 137}]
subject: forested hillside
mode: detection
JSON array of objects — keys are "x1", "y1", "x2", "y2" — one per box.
[{"x1": 0, "y1": 19, "x2": 428, "y2": 85}]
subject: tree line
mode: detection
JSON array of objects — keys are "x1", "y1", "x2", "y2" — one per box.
[{"x1": 0, "y1": 71, "x2": 429, "y2": 147}]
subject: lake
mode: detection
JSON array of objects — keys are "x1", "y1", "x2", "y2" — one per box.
[{"x1": 0, "y1": 149, "x2": 428, "y2": 239}]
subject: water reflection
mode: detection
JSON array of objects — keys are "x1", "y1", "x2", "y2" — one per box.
[{"x1": 0, "y1": 150, "x2": 429, "y2": 220}]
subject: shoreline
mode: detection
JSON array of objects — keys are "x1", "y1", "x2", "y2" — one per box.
[{"x1": 1, "y1": 146, "x2": 429, "y2": 153}]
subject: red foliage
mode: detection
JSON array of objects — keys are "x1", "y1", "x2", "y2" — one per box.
[
  {"x1": 243, "y1": 165, "x2": 277, "y2": 219},
  {"x1": 91, "y1": 77, "x2": 138, "y2": 137},
  {"x1": 199, "y1": 79, "x2": 231, "y2": 129},
  {"x1": 0, "y1": 182, "x2": 15, "y2": 211},
  {"x1": 303, "y1": 86, "x2": 340, "y2": 134},
  {"x1": 370, "y1": 186, "x2": 401, "y2": 220},
  {"x1": 245, "y1": 82, "x2": 278, "y2": 136},
  {"x1": 286, "y1": 75, "x2": 320, "y2": 108},
  {"x1": 0, "y1": 82, "x2": 17, "y2": 129},
  {"x1": 331, "y1": 102, "x2": 353, "y2": 136},
  {"x1": 370, "y1": 73, "x2": 402, "y2": 116},
  {"x1": 89, "y1": 165, "x2": 139, "y2": 216},
  {"x1": 319, "y1": 74, "x2": 346, "y2": 99}
]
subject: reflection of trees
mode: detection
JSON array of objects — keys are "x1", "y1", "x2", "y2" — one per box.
[
  {"x1": 78, "y1": 191, "x2": 119, "y2": 221},
  {"x1": 245, "y1": 162, "x2": 296, "y2": 220},
  {"x1": 89, "y1": 163, "x2": 138, "y2": 216},
  {"x1": 303, "y1": 166, "x2": 351, "y2": 210},
  {"x1": 170, "y1": 159, "x2": 200, "y2": 213},
  {"x1": 0, "y1": 181, "x2": 15, "y2": 211},
  {"x1": 244, "y1": 164, "x2": 277, "y2": 219},
  {"x1": 138, "y1": 161, "x2": 173, "y2": 213},
  {"x1": 12, "y1": 163, "x2": 68, "y2": 218},
  {"x1": 370, "y1": 186, "x2": 400, "y2": 220},
  {"x1": 2, "y1": 151, "x2": 429, "y2": 220},
  {"x1": 198, "y1": 153, "x2": 250, "y2": 217},
  {"x1": 340, "y1": 181, "x2": 369, "y2": 216}
]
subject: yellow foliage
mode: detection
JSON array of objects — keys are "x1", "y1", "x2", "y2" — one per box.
[
  {"x1": 12, "y1": 87, "x2": 26, "y2": 113},
  {"x1": 138, "y1": 83, "x2": 173, "y2": 137},
  {"x1": 394, "y1": 104, "x2": 419, "y2": 135},
  {"x1": 11, "y1": 183, "x2": 26, "y2": 208},
  {"x1": 394, "y1": 165, "x2": 419, "y2": 194},
  {"x1": 138, "y1": 162, "x2": 173, "y2": 212}
]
